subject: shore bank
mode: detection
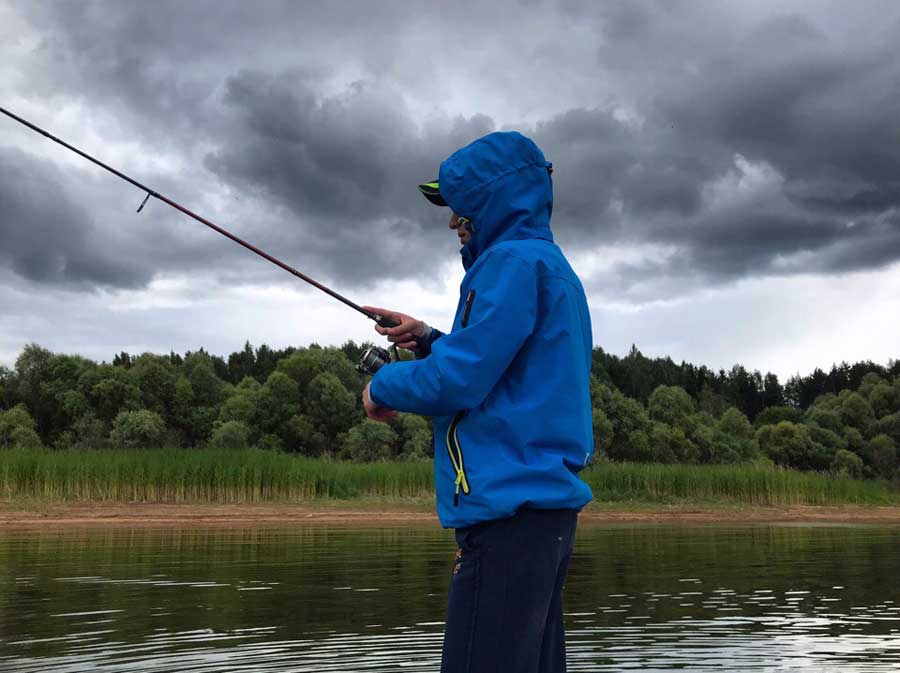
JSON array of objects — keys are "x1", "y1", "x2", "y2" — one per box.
[{"x1": 3, "y1": 500, "x2": 900, "y2": 528}]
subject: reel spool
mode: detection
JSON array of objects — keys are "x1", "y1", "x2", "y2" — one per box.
[{"x1": 357, "y1": 345, "x2": 393, "y2": 376}]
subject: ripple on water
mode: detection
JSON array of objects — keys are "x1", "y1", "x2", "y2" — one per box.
[{"x1": 1, "y1": 525, "x2": 899, "y2": 672}]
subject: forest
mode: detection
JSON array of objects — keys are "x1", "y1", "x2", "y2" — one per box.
[{"x1": 1, "y1": 342, "x2": 898, "y2": 482}]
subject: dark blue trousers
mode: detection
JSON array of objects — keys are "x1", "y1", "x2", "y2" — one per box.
[{"x1": 440, "y1": 508, "x2": 578, "y2": 673}]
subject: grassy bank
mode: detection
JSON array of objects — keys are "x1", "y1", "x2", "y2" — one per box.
[{"x1": 1, "y1": 449, "x2": 897, "y2": 506}]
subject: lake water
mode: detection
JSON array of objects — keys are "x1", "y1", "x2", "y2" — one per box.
[{"x1": 1, "y1": 522, "x2": 899, "y2": 672}]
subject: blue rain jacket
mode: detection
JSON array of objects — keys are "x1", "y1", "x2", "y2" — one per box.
[{"x1": 369, "y1": 131, "x2": 594, "y2": 529}]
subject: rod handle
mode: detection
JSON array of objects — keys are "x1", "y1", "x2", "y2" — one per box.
[{"x1": 374, "y1": 315, "x2": 427, "y2": 352}]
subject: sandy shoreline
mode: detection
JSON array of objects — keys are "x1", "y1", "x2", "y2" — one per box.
[{"x1": 2, "y1": 502, "x2": 900, "y2": 528}]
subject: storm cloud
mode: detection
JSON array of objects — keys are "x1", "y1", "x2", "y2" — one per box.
[
  {"x1": 0, "y1": 147, "x2": 150, "y2": 288},
  {"x1": 2, "y1": 0, "x2": 900, "y2": 297}
]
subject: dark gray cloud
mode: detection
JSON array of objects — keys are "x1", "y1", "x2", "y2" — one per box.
[
  {"x1": 0, "y1": 147, "x2": 151, "y2": 288},
  {"x1": 2, "y1": 0, "x2": 900, "y2": 298},
  {"x1": 202, "y1": 71, "x2": 495, "y2": 282}
]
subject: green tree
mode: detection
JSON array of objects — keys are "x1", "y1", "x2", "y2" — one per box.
[
  {"x1": 109, "y1": 409, "x2": 165, "y2": 449},
  {"x1": 186, "y1": 356, "x2": 225, "y2": 407},
  {"x1": 838, "y1": 392, "x2": 877, "y2": 437},
  {"x1": 256, "y1": 433, "x2": 283, "y2": 452},
  {"x1": 878, "y1": 412, "x2": 900, "y2": 445},
  {"x1": 757, "y1": 421, "x2": 832, "y2": 471},
  {"x1": 171, "y1": 374, "x2": 194, "y2": 435},
  {"x1": 814, "y1": 392, "x2": 842, "y2": 410},
  {"x1": 0, "y1": 405, "x2": 43, "y2": 449},
  {"x1": 631, "y1": 430, "x2": 655, "y2": 461},
  {"x1": 762, "y1": 373, "x2": 786, "y2": 408},
  {"x1": 304, "y1": 372, "x2": 359, "y2": 439},
  {"x1": 691, "y1": 420, "x2": 719, "y2": 463},
  {"x1": 842, "y1": 426, "x2": 866, "y2": 454},
  {"x1": 649, "y1": 422, "x2": 699, "y2": 463},
  {"x1": 71, "y1": 413, "x2": 108, "y2": 450},
  {"x1": 719, "y1": 407, "x2": 753, "y2": 439},
  {"x1": 219, "y1": 377, "x2": 260, "y2": 425},
  {"x1": 857, "y1": 372, "x2": 885, "y2": 401},
  {"x1": 226, "y1": 341, "x2": 257, "y2": 384},
  {"x1": 806, "y1": 423, "x2": 847, "y2": 456},
  {"x1": 59, "y1": 390, "x2": 90, "y2": 423},
  {"x1": 722, "y1": 365, "x2": 765, "y2": 420},
  {"x1": 714, "y1": 407, "x2": 759, "y2": 463},
  {"x1": 13, "y1": 343, "x2": 53, "y2": 435},
  {"x1": 868, "y1": 383, "x2": 899, "y2": 419},
  {"x1": 831, "y1": 449, "x2": 864, "y2": 479},
  {"x1": 754, "y1": 405, "x2": 802, "y2": 428},
  {"x1": 255, "y1": 371, "x2": 301, "y2": 438},
  {"x1": 592, "y1": 407, "x2": 614, "y2": 459},
  {"x1": 0, "y1": 365, "x2": 15, "y2": 409},
  {"x1": 390, "y1": 414, "x2": 432, "y2": 459},
  {"x1": 209, "y1": 420, "x2": 251, "y2": 450},
  {"x1": 341, "y1": 420, "x2": 398, "y2": 462},
  {"x1": 862, "y1": 434, "x2": 897, "y2": 480},
  {"x1": 286, "y1": 414, "x2": 328, "y2": 456},
  {"x1": 11, "y1": 348, "x2": 94, "y2": 443},
  {"x1": 81, "y1": 365, "x2": 143, "y2": 424},
  {"x1": 130, "y1": 354, "x2": 177, "y2": 417},
  {"x1": 169, "y1": 373, "x2": 216, "y2": 446},
  {"x1": 41, "y1": 354, "x2": 96, "y2": 439},
  {"x1": 591, "y1": 380, "x2": 652, "y2": 460},
  {"x1": 697, "y1": 385, "x2": 728, "y2": 418},
  {"x1": 648, "y1": 385, "x2": 696, "y2": 429},
  {"x1": 278, "y1": 347, "x2": 363, "y2": 397},
  {"x1": 805, "y1": 406, "x2": 843, "y2": 433}
]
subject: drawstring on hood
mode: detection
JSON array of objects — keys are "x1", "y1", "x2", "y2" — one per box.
[{"x1": 437, "y1": 131, "x2": 555, "y2": 270}]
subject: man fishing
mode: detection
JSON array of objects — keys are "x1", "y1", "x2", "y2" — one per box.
[{"x1": 361, "y1": 131, "x2": 594, "y2": 673}]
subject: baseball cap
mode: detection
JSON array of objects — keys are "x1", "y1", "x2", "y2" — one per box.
[{"x1": 418, "y1": 181, "x2": 447, "y2": 207}]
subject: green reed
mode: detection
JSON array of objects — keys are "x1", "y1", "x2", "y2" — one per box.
[
  {"x1": 583, "y1": 461, "x2": 900, "y2": 506},
  {"x1": 0, "y1": 449, "x2": 433, "y2": 503},
  {"x1": 0, "y1": 449, "x2": 896, "y2": 505}
]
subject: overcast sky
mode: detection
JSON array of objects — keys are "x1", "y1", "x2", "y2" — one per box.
[{"x1": 1, "y1": 0, "x2": 898, "y2": 380}]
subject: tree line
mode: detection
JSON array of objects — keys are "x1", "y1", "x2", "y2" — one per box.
[
  {"x1": 592, "y1": 344, "x2": 900, "y2": 419},
  {"x1": 0, "y1": 342, "x2": 898, "y2": 481}
]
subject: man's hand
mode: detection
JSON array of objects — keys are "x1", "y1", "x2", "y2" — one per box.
[
  {"x1": 363, "y1": 382, "x2": 397, "y2": 422},
  {"x1": 362, "y1": 305, "x2": 428, "y2": 352}
]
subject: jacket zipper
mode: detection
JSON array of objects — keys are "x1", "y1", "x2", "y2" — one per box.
[
  {"x1": 448, "y1": 289, "x2": 476, "y2": 506},
  {"x1": 446, "y1": 411, "x2": 469, "y2": 506}
]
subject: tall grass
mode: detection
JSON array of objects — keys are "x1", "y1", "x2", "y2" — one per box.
[
  {"x1": 0, "y1": 449, "x2": 897, "y2": 506},
  {"x1": 584, "y1": 461, "x2": 900, "y2": 506},
  {"x1": 0, "y1": 449, "x2": 433, "y2": 502}
]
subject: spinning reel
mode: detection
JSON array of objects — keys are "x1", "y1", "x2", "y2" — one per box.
[{"x1": 357, "y1": 344, "x2": 395, "y2": 376}]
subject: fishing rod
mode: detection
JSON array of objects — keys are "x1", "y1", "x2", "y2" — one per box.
[{"x1": 0, "y1": 105, "x2": 411, "y2": 372}]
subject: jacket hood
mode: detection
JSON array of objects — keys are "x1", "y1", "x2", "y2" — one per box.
[{"x1": 438, "y1": 131, "x2": 554, "y2": 270}]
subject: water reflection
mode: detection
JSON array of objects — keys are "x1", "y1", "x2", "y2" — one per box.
[{"x1": 1, "y1": 524, "x2": 898, "y2": 671}]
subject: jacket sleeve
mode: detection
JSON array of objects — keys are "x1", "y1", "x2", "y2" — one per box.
[{"x1": 369, "y1": 250, "x2": 537, "y2": 416}]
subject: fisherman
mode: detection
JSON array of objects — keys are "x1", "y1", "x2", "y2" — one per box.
[{"x1": 362, "y1": 131, "x2": 593, "y2": 673}]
